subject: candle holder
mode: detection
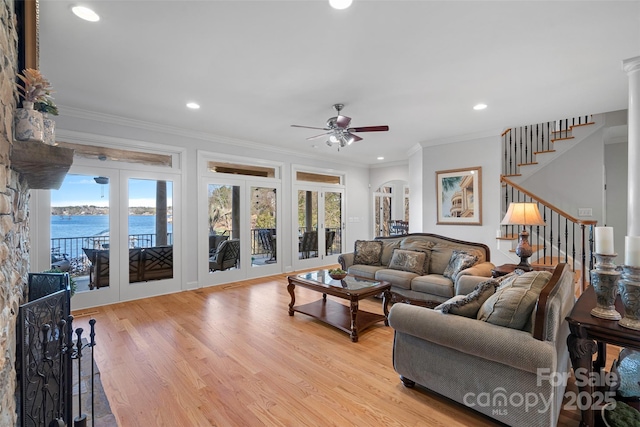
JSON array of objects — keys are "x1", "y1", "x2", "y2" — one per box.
[
  {"x1": 618, "y1": 265, "x2": 640, "y2": 330},
  {"x1": 590, "y1": 253, "x2": 622, "y2": 320}
]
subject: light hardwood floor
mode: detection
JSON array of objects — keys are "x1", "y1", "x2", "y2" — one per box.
[{"x1": 72, "y1": 272, "x2": 606, "y2": 427}]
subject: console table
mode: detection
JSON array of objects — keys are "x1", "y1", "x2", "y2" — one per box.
[{"x1": 566, "y1": 286, "x2": 640, "y2": 427}]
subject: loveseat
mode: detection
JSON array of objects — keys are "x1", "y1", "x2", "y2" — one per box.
[
  {"x1": 388, "y1": 263, "x2": 575, "y2": 427},
  {"x1": 89, "y1": 245, "x2": 173, "y2": 288},
  {"x1": 338, "y1": 233, "x2": 495, "y2": 303}
]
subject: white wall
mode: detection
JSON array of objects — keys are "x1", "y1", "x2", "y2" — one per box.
[
  {"x1": 520, "y1": 129, "x2": 606, "y2": 223},
  {"x1": 420, "y1": 134, "x2": 513, "y2": 265}
]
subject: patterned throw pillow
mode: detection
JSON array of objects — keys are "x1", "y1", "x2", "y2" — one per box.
[
  {"x1": 477, "y1": 270, "x2": 552, "y2": 330},
  {"x1": 353, "y1": 240, "x2": 383, "y2": 266},
  {"x1": 435, "y1": 278, "x2": 499, "y2": 318},
  {"x1": 388, "y1": 249, "x2": 427, "y2": 275},
  {"x1": 443, "y1": 251, "x2": 479, "y2": 281}
]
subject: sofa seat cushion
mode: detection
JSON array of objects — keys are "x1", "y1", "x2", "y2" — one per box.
[
  {"x1": 346, "y1": 264, "x2": 385, "y2": 280},
  {"x1": 410, "y1": 274, "x2": 454, "y2": 298},
  {"x1": 478, "y1": 270, "x2": 552, "y2": 330},
  {"x1": 374, "y1": 269, "x2": 418, "y2": 290}
]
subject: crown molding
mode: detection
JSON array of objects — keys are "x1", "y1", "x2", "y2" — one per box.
[
  {"x1": 57, "y1": 105, "x2": 371, "y2": 168},
  {"x1": 622, "y1": 56, "x2": 640, "y2": 75},
  {"x1": 419, "y1": 128, "x2": 502, "y2": 147}
]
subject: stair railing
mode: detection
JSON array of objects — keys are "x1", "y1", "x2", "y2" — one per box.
[
  {"x1": 502, "y1": 115, "x2": 593, "y2": 177},
  {"x1": 501, "y1": 175, "x2": 597, "y2": 292}
]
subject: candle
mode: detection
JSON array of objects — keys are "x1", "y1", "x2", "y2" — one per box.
[
  {"x1": 595, "y1": 227, "x2": 615, "y2": 255},
  {"x1": 625, "y1": 236, "x2": 640, "y2": 267}
]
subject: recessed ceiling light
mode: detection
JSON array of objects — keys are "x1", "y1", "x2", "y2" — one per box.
[
  {"x1": 186, "y1": 102, "x2": 200, "y2": 109},
  {"x1": 72, "y1": 6, "x2": 100, "y2": 22},
  {"x1": 473, "y1": 103, "x2": 488, "y2": 110},
  {"x1": 377, "y1": 156, "x2": 384, "y2": 160},
  {"x1": 329, "y1": 0, "x2": 353, "y2": 10}
]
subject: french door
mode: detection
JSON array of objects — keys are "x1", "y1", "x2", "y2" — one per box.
[
  {"x1": 199, "y1": 176, "x2": 281, "y2": 286},
  {"x1": 48, "y1": 166, "x2": 182, "y2": 309},
  {"x1": 293, "y1": 185, "x2": 344, "y2": 270}
]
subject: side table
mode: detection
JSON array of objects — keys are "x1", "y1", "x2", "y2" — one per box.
[
  {"x1": 491, "y1": 263, "x2": 519, "y2": 278},
  {"x1": 566, "y1": 285, "x2": 640, "y2": 427}
]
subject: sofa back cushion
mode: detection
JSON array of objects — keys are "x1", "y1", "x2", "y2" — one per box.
[
  {"x1": 477, "y1": 270, "x2": 552, "y2": 330},
  {"x1": 354, "y1": 240, "x2": 383, "y2": 265},
  {"x1": 380, "y1": 239, "x2": 401, "y2": 266}
]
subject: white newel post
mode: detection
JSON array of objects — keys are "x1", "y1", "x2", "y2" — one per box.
[{"x1": 623, "y1": 56, "x2": 640, "y2": 237}]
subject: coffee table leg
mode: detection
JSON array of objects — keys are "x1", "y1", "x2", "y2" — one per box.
[
  {"x1": 383, "y1": 289, "x2": 391, "y2": 326},
  {"x1": 287, "y1": 282, "x2": 295, "y2": 316},
  {"x1": 567, "y1": 324, "x2": 598, "y2": 427},
  {"x1": 350, "y1": 297, "x2": 359, "y2": 342}
]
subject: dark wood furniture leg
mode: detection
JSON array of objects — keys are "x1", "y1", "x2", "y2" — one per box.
[
  {"x1": 349, "y1": 297, "x2": 359, "y2": 342},
  {"x1": 383, "y1": 289, "x2": 391, "y2": 326},
  {"x1": 567, "y1": 324, "x2": 598, "y2": 427},
  {"x1": 287, "y1": 282, "x2": 295, "y2": 316}
]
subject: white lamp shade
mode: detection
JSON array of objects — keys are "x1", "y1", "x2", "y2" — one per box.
[{"x1": 501, "y1": 203, "x2": 546, "y2": 226}]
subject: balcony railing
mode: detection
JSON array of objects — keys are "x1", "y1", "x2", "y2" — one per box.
[{"x1": 52, "y1": 227, "x2": 343, "y2": 276}]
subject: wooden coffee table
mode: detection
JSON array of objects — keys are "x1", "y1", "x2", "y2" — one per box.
[{"x1": 287, "y1": 270, "x2": 391, "y2": 342}]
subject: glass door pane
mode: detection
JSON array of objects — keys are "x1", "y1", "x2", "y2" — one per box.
[
  {"x1": 51, "y1": 173, "x2": 111, "y2": 294},
  {"x1": 251, "y1": 186, "x2": 277, "y2": 267},
  {"x1": 127, "y1": 178, "x2": 174, "y2": 284},
  {"x1": 374, "y1": 190, "x2": 392, "y2": 236},
  {"x1": 208, "y1": 183, "x2": 241, "y2": 273},
  {"x1": 324, "y1": 190, "x2": 342, "y2": 256},
  {"x1": 297, "y1": 189, "x2": 318, "y2": 260}
]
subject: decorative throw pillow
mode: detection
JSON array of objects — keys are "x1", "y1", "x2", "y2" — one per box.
[
  {"x1": 399, "y1": 239, "x2": 434, "y2": 274},
  {"x1": 353, "y1": 240, "x2": 383, "y2": 266},
  {"x1": 443, "y1": 251, "x2": 479, "y2": 281},
  {"x1": 477, "y1": 270, "x2": 553, "y2": 330},
  {"x1": 387, "y1": 249, "x2": 426, "y2": 275},
  {"x1": 436, "y1": 278, "x2": 500, "y2": 318}
]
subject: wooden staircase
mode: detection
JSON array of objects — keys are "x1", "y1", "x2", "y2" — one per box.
[{"x1": 500, "y1": 116, "x2": 599, "y2": 296}]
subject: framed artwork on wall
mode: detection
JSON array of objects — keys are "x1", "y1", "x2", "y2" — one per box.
[{"x1": 436, "y1": 166, "x2": 482, "y2": 225}]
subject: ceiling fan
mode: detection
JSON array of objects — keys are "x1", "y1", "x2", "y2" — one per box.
[{"x1": 291, "y1": 104, "x2": 389, "y2": 148}]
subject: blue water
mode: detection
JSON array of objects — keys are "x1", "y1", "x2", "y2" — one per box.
[
  {"x1": 51, "y1": 215, "x2": 173, "y2": 259},
  {"x1": 51, "y1": 215, "x2": 173, "y2": 239}
]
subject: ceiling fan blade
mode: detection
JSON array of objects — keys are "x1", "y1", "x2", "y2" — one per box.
[
  {"x1": 306, "y1": 132, "x2": 331, "y2": 140},
  {"x1": 348, "y1": 125, "x2": 389, "y2": 133},
  {"x1": 291, "y1": 124, "x2": 329, "y2": 130},
  {"x1": 349, "y1": 134, "x2": 363, "y2": 142},
  {"x1": 335, "y1": 115, "x2": 351, "y2": 128}
]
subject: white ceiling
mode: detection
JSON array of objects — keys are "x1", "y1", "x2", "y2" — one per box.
[{"x1": 39, "y1": 1, "x2": 640, "y2": 166}]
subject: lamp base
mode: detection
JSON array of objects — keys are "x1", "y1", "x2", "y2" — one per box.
[
  {"x1": 515, "y1": 259, "x2": 534, "y2": 272},
  {"x1": 515, "y1": 229, "x2": 534, "y2": 272}
]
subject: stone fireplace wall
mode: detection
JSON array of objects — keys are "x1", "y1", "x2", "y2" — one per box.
[{"x1": 0, "y1": 1, "x2": 32, "y2": 426}]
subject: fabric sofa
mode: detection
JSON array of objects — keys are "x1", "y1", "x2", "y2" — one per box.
[
  {"x1": 338, "y1": 233, "x2": 495, "y2": 303},
  {"x1": 388, "y1": 263, "x2": 575, "y2": 427}
]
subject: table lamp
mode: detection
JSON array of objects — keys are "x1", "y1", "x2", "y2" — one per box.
[{"x1": 501, "y1": 202, "x2": 546, "y2": 271}]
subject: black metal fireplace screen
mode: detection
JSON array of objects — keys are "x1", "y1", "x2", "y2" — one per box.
[{"x1": 16, "y1": 273, "x2": 97, "y2": 427}]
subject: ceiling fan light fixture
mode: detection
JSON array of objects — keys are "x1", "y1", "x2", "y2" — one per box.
[
  {"x1": 72, "y1": 6, "x2": 100, "y2": 22},
  {"x1": 329, "y1": 135, "x2": 339, "y2": 143},
  {"x1": 329, "y1": 0, "x2": 353, "y2": 10}
]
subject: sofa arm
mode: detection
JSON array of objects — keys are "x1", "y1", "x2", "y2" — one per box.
[
  {"x1": 338, "y1": 252, "x2": 355, "y2": 270},
  {"x1": 388, "y1": 303, "x2": 556, "y2": 374},
  {"x1": 454, "y1": 261, "x2": 495, "y2": 295}
]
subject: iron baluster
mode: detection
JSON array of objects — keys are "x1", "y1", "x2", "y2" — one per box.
[{"x1": 74, "y1": 328, "x2": 87, "y2": 427}]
